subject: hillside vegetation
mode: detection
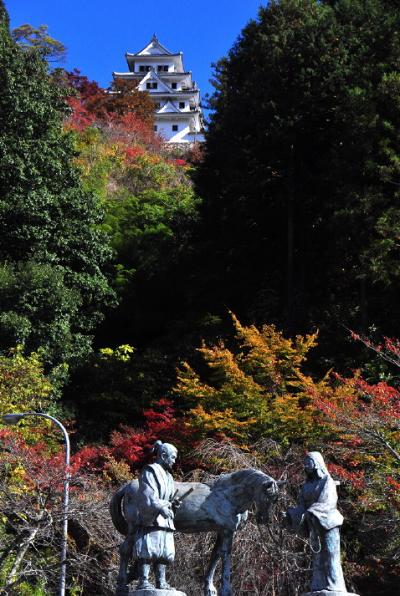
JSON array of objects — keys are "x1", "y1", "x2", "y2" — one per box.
[{"x1": 0, "y1": 1, "x2": 399, "y2": 594}]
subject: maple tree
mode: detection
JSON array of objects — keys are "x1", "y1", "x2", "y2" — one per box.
[
  {"x1": 73, "y1": 398, "x2": 195, "y2": 479},
  {"x1": 175, "y1": 313, "x2": 327, "y2": 445},
  {"x1": 312, "y1": 333, "x2": 400, "y2": 512},
  {"x1": 65, "y1": 69, "x2": 154, "y2": 128}
]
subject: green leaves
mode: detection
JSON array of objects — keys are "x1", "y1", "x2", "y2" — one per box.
[
  {"x1": 198, "y1": 0, "x2": 400, "y2": 351},
  {"x1": 0, "y1": 13, "x2": 114, "y2": 366}
]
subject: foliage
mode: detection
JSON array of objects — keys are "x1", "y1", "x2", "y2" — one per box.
[
  {"x1": 175, "y1": 313, "x2": 327, "y2": 445},
  {"x1": 314, "y1": 333, "x2": 400, "y2": 514},
  {"x1": 66, "y1": 69, "x2": 154, "y2": 126},
  {"x1": 0, "y1": 348, "x2": 54, "y2": 441},
  {"x1": 61, "y1": 64, "x2": 202, "y2": 415},
  {"x1": 12, "y1": 24, "x2": 67, "y2": 61},
  {"x1": 0, "y1": 430, "x2": 119, "y2": 595},
  {"x1": 72, "y1": 398, "x2": 195, "y2": 478},
  {"x1": 197, "y1": 0, "x2": 400, "y2": 359},
  {"x1": 63, "y1": 344, "x2": 169, "y2": 440},
  {"x1": 0, "y1": 14, "x2": 115, "y2": 366}
]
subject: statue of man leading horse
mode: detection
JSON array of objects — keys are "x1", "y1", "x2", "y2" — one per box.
[{"x1": 110, "y1": 440, "x2": 282, "y2": 596}]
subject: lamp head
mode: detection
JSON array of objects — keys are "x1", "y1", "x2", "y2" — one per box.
[{"x1": 2, "y1": 413, "x2": 25, "y2": 425}]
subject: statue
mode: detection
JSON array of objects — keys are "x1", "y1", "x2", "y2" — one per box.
[
  {"x1": 286, "y1": 451, "x2": 359, "y2": 596},
  {"x1": 134, "y1": 440, "x2": 181, "y2": 592},
  {"x1": 111, "y1": 455, "x2": 283, "y2": 596}
]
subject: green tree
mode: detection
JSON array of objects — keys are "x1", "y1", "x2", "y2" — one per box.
[
  {"x1": 0, "y1": 3, "x2": 114, "y2": 366},
  {"x1": 197, "y1": 0, "x2": 400, "y2": 351}
]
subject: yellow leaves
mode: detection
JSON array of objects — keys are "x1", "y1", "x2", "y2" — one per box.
[
  {"x1": 189, "y1": 405, "x2": 256, "y2": 439},
  {"x1": 99, "y1": 344, "x2": 135, "y2": 363},
  {"x1": 230, "y1": 311, "x2": 318, "y2": 391},
  {"x1": 270, "y1": 392, "x2": 318, "y2": 443},
  {"x1": 198, "y1": 342, "x2": 262, "y2": 393},
  {"x1": 102, "y1": 455, "x2": 132, "y2": 484},
  {"x1": 0, "y1": 348, "x2": 52, "y2": 423},
  {"x1": 7, "y1": 463, "x2": 28, "y2": 495},
  {"x1": 174, "y1": 312, "x2": 325, "y2": 445},
  {"x1": 175, "y1": 362, "x2": 217, "y2": 404}
]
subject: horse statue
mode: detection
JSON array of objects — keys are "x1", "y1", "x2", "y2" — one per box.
[{"x1": 110, "y1": 468, "x2": 282, "y2": 596}]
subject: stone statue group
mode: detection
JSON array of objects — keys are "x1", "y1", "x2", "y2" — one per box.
[{"x1": 110, "y1": 441, "x2": 359, "y2": 596}]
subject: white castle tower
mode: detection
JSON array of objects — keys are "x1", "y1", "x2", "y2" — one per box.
[{"x1": 113, "y1": 35, "x2": 204, "y2": 144}]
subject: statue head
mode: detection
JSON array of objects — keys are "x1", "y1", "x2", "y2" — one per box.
[
  {"x1": 304, "y1": 451, "x2": 329, "y2": 479},
  {"x1": 153, "y1": 440, "x2": 178, "y2": 471}
]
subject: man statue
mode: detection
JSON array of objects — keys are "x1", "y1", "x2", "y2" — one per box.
[
  {"x1": 285, "y1": 451, "x2": 359, "y2": 596},
  {"x1": 134, "y1": 440, "x2": 178, "y2": 591}
]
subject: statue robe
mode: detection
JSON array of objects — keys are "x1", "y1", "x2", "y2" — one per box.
[
  {"x1": 287, "y1": 474, "x2": 347, "y2": 592},
  {"x1": 134, "y1": 462, "x2": 176, "y2": 563}
]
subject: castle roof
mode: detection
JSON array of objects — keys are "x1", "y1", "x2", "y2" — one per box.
[
  {"x1": 158, "y1": 100, "x2": 181, "y2": 114},
  {"x1": 139, "y1": 70, "x2": 171, "y2": 93},
  {"x1": 132, "y1": 34, "x2": 175, "y2": 57}
]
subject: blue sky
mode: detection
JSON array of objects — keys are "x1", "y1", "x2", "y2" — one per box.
[{"x1": 6, "y1": 0, "x2": 265, "y2": 103}]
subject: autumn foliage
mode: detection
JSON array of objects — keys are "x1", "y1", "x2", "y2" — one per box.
[
  {"x1": 2, "y1": 1, "x2": 400, "y2": 591},
  {"x1": 65, "y1": 69, "x2": 154, "y2": 128},
  {"x1": 175, "y1": 313, "x2": 325, "y2": 445}
]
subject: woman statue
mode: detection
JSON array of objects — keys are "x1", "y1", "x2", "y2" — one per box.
[{"x1": 286, "y1": 451, "x2": 350, "y2": 594}]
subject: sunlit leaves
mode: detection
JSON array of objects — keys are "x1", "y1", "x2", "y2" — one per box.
[{"x1": 175, "y1": 313, "x2": 323, "y2": 444}]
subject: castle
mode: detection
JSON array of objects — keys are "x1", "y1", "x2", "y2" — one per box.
[{"x1": 113, "y1": 35, "x2": 204, "y2": 144}]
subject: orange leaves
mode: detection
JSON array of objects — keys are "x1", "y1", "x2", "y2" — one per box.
[
  {"x1": 230, "y1": 312, "x2": 318, "y2": 391},
  {"x1": 174, "y1": 313, "x2": 325, "y2": 445}
]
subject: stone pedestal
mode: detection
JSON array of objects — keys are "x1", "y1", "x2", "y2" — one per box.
[
  {"x1": 131, "y1": 591, "x2": 186, "y2": 596},
  {"x1": 302, "y1": 591, "x2": 359, "y2": 596}
]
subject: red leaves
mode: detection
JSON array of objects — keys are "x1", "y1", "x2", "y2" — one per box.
[
  {"x1": 71, "y1": 399, "x2": 196, "y2": 474},
  {"x1": 387, "y1": 475, "x2": 400, "y2": 491},
  {"x1": 66, "y1": 96, "x2": 97, "y2": 131},
  {"x1": 329, "y1": 463, "x2": 366, "y2": 490},
  {"x1": 64, "y1": 69, "x2": 159, "y2": 149},
  {"x1": 124, "y1": 146, "x2": 145, "y2": 162}
]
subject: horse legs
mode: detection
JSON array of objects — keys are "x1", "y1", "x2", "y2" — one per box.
[
  {"x1": 220, "y1": 531, "x2": 233, "y2": 596},
  {"x1": 116, "y1": 526, "x2": 135, "y2": 596},
  {"x1": 204, "y1": 532, "x2": 222, "y2": 596}
]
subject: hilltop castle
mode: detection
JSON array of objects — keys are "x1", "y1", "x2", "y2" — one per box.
[{"x1": 113, "y1": 35, "x2": 204, "y2": 144}]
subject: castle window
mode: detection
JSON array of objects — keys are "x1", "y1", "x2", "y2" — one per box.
[
  {"x1": 179, "y1": 102, "x2": 185, "y2": 109},
  {"x1": 172, "y1": 124, "x2": 178, "y2": 132},
  {"x1": 158, "y1": 65, "x2": 168, "y2": 72},
  {"x1": 154, "y1": 125, "x2": 158, "y2": 132},
  {"x1": 171, "y1": 83, "x2": 177, "y2": 89},
  {"x1": 146, "y1": 82, "x2": 158, "y2": 90}
]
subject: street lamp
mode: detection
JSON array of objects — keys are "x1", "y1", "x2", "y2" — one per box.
[{"x1": 2, "y1": 412, "x2": 70, "y2": 596}]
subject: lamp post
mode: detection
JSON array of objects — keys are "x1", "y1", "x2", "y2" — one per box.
[{"x1": 2, "y1": 412, "x2": 70, "y2": 596}]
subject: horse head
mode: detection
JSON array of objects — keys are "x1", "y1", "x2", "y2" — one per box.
[{"x1": 255, "y1": 477, "x2": 284, "y2": 524}]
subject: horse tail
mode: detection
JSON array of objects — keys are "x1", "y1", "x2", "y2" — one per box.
[{"x1": 110, "y1": 483, "x2": 128, "y2": 536}]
